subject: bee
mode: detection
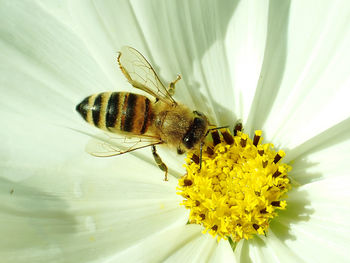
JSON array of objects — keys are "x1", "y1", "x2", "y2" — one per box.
[{"x1": 76, "y1": 46, "x2": 211, "y2": 181}]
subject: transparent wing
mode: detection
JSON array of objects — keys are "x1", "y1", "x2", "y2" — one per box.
[
  {"x1": 118, "y1": 46, "x2": 176, "y2": 105},
  {"x1": 86, "y1": 133, "x2": 162, "y2": 157}
]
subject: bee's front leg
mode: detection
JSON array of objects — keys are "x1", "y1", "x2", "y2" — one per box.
[
  {"x1": 168, "y1": 74, "x2": 181, "y2": 96},
  {"x1": 151, "y1": 145, "x2": 168, "y2": 181}
]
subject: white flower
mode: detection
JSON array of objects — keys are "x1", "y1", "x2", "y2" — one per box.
[{"x1": 1, "y1": 1, "x2": 350, "y2": 262}]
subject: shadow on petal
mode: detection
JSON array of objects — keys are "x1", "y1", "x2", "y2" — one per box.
[
  {"x1": 287, "y1": 117, "x2": 350, "y2": 161},
  {"x1": 0, "y1": 177, "x2": 78, "y2": 261},
  {"x1": 247, "y1": 0, "x2": 291, "y2": 131},
  {"x1": 269, "y1": 186, "x2": 314, "y2": 242},
  {"x1": 235, "y1": 179, "x2": 313, "y2": 262},
  {"x1": 283, "y1": 117, "x2": 350, "y2": 184},
  {"x1": 237, "y1": 239, "x2": 254, "y2": 263}
]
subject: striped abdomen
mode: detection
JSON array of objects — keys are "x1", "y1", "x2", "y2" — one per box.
[{"x1": 76, "y1": 92, "x2": 152, "y2": 135}]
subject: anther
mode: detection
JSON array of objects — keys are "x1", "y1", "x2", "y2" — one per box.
[
  {"x1": 253, "y1": 130, "x2": 262, "y2": 146},
  {"x1": 233, "y1": 122, "x2": 242, "y2": 136},
  {"x1": 183, "y1": 179, "x2": 193, "y2": 186},
  {"x1": 271, "y1": 201, "x2": 281, "y2": 207},
  {"x1": 221, "y1": 130, "x2": 234, "y2": 145},
  {"x1": 273, "y1": 150, "x2": 285, "y2": 164},
  {"x1": 206, "y1": 146, "x2": 214, "y2": 155},
  {"x1": 272, "y1": 169, "x2": 282, "y2": 178},
  {"x1": 191, "y1": 154, "x2": 200, "y2": 164},
  {"x1": 273, "y1": 154, "x2": 282, "y2": 164},
  {"x1": 262, "y1": 161, "x2": 268, "y2": 168},
  {"x1": 240, "y1": 138, "x2": 247, "y2": 147},
  {"x1": 211, "y1": 130, "x2": 221, "y2": 146}
]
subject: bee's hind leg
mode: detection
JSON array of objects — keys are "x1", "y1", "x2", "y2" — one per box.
[
  {"x1": 151, "y1": 145, "x2": 168, "y2": 181},
  {"x1": 168, "y1": 75, "x2": 181, "y2": 96}
]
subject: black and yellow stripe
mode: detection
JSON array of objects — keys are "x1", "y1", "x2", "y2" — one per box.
[
  {"x1": 105, "y1": 92, "x2": 120, "y2": 128},
  {"x1": 76, "y1": 92, "x2": 152, "y2": 135}
]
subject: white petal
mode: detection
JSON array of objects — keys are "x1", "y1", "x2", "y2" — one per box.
[
  {"x1": 129, "y1": 0, "x2": 242, "y2": 124},
  {"x1": 68, "y1": 0, "x2": 151, "y2": 91},
  {"x1": 109, "y1": 224, "x2": 202, "y2": 263},
  {"x1": 259, "y1": 0, "x2": 350, "y2": 147},
  {"x1": 287, "y1": 121, "x2": 350, "y2": 183},
  {"x1": 224, "y1": 0, "x2": 270, "y2": 127},
  {"x1": 238, "y1": 238, "x2": 266, "y2": 263},
  {"x1": 162, "y1": 231, "x2": 217, "y2": 263},
  {"x1": 208, "y1": 239, "x2": 237, "y2": 263},
  {"x1": 262, "y1": 230, "x2": 305, "y2": 263},
  {"x1": 224, "y1": 0, "x2": 270, "y2": 129},
  {"x1": 250, "y1": 236, "x2": 283, "y2": 263},
  {"x1": 272, "y1": 177, "x2": 350, "y2": 262},
  {"x1": 0, "y1": 1, "x2": 112, "y2": 127},
  {"x1": 0, "y1": 181, "x2": 185, "y2": 263},
  {"x1": 34, "y1": 1, "x2": 75, "y2": 28},
  {"x1": 0, "y1": 141, "x2": 185, "y2": 262}
]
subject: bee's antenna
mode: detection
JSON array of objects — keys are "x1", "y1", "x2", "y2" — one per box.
[{"x1": 204, "y1": 125, "x2": 230, "y2": 138}]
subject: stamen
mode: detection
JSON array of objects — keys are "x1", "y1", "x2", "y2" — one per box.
[
  {"x1": 178, "y1": 129, "x2": 292, "y2": 242},
  {"x1": 191, "y1": 154, "x2": 200, "y2": 164},
  {"x1": 262, "y1": 160, "x2": 268, "y2": 168},
  {"x1": 240, "y1": 134, "x2": 247, "y2": 147},
  {"x1": 233, "y1": 122, "x2": 242, "y2": 136},
  {"x1": 221, "y1": 129, "x2": 234, "y2": 145},
  {"x1": 183, "y1": 179, "x2": 193, "y2": 186},
  {"x1": 253, "y1": 130, "x2": 262, "y2": 146},
  {"x1": 273, "y1": 150, "x2": 285, "y2": 164},
  {"x1": 205, "y1": 146, "x2": 214, "y2": 155},
  {"x1": 271, "y1": 201, "x2": 281, "y2": 207},
  {"x1": 272, "y1": 169, "x2": 282, "y2": 178},
  {"x1": 211, "y1": 130, "x2": 221, "y2": 146}
]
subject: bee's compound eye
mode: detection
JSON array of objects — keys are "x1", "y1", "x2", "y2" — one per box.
[{"x1": 182, "y1": 117, "x2": 206, "y2": 149}]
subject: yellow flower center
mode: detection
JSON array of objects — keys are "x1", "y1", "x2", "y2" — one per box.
[{"x1": 177, "y1": 129, "x2": 292, "y2": 242}]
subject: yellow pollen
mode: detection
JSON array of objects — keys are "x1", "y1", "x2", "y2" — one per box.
[{"x1": 177, "y1": 129, "x2": 292, "y2": 242}]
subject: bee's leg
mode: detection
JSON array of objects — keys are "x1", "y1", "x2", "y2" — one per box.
[
  {"x1": 234, "y1": 120, "x2": 243, "y2": 136},
  {"x1": 168, "y1": 75, "x2": 181, "y2": 96},
  {"x1": 151, "y1": 145, "x2": 168, "y2": 181},
  {"x1": 199, "y1": 141, "x2": 204, "y2": 170}
]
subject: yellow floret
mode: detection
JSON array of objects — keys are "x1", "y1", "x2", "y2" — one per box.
[{"x1": 177, "y1": 129, "x2": 292, "y2": 242}]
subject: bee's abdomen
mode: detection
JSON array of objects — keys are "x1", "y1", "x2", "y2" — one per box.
[{"x1": 76, "y1": 92, "x2": 152, "y2": 134}]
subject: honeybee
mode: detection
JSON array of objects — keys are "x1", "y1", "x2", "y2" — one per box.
[{"x1": 76, "y1": 46, "x2": 210, "y2": 181}]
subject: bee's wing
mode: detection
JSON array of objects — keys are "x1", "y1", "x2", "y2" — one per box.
[
  {"x1": 118, "y1": 46, "x2": 176, "y2": 105},
  {"x1": 86, "y1": 133, "x2": 162, "y2": 157}
]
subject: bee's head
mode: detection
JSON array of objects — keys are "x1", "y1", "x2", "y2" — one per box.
[{"x1": 178, "y1": 111, "x2": 209, "y2": 154}]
